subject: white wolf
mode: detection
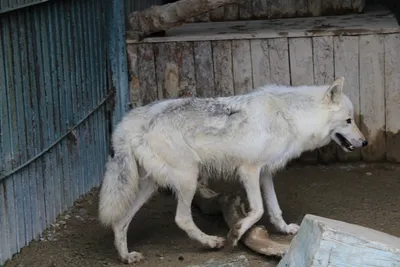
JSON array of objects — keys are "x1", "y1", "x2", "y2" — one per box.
[{"x1": 98, "y1": 77, "x2": 367, "y2": 263}]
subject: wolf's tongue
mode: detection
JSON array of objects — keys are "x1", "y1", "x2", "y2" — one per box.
[{"x1": 336, "y1": 133, "x2": 354, "y2": 151}]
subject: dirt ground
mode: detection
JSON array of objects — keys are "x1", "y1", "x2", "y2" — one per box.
[{"x1": 4, "y1": 163, "x2": 400, "y2": 267}]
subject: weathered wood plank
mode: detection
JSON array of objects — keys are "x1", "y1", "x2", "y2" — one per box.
[
  {"x1": 177, "y1": 42, "x2": 197, "y2": 96},
  {"x1": 155, "y1": 42, "x2": 180, "y2": 99},
  {"x1": 333, "y1": 0, "x2": 352, "y2": 15},
  {"x1": 127, "y1": 44, "x2": 141, "y2": 108},
  {"x1": 295, "y1": 0, "x2": 309, "y2": 17},
  {"x1": 384, "y1": 33, "x2": 400, "y2": 163},
  {"x1": 308, "y1": 0, "x2": 321, "y2": 17},
  {"x1": 359, "y1": 35, "x2": 386, "y2": 161},
  {"x1": 321, "y1": 0, "x2": 334, "y2": 16},
  {"x1": 193, "y1": 12, "x2": 210, "y2": 22},
  {"x1": 194, "y1": 41, "x2": 215, "y2": 97},
  {"x1": 267, "y1": 0, "x2": 281, "y2": 18},
  {"x1": 224, "y1": 4, "x2": 239, "y2": 21},
  {"x1": 210, "y1": 7, "x2": 225, "y2": 21},
  {"x1": 253, "y1": 0, "x2": 268, "y2": 19},
  {"x1": 133, "y1": 11, "x2": 400, "y2": 44},
  {"x1": 313, "y1": 36, "x2": 337, "y2": 163},
  {"x1": 250, "y1": 39, "x2": 271, "y2": 88},
  {"x1": 334, "y1": 36, "x2": 361, "y2": 161},
  {"x1": 212, "y1": 40, "x2": 234, "y2": 96},
  {"x1": 239, "y1": 0, "x2": 253, "y2": 20},
  {"x1": 185, "y1": 17, "x2": 195, "y2": 23},
  {"x1": 154, "y1": 43, "x2": 168, "y2": 99},
  {"x1": 278, "y1": 214, "x2": 400, "y2": 267},
  {"x1": 289, "y1": 37, "x2": 318, "y2": 163},
  {"x1": 232, "y1": 40, "x2": 253, "y2": 94},
  {"x1": 268, "y1": 38, "x2": 290, "y2": 85},
  {"x1": 352, "y1": 0, "x2": 365, "y2": 13},
  {"x1": 138, "y1": 44, "x2": 158, "y2": 104},
  {"x1": 284, "y1": 0, "x2": 296, "y2": 18}
]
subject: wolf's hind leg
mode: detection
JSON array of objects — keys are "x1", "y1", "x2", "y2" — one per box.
[
  {"x1": 226, "y1": 164, "x2": 264, "y2": 248},
  {"x1": 172, "y1": 169, "x2": 225, "y2": 249},
  {"x1": 261, "y1": 173, "x2": 299, "y2": 235},
  {"x1": 112, "y1": 177, "x2": 157, "y2": 264}
]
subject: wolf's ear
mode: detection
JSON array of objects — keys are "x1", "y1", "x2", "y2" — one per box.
[{"x1": 323, "y1": 77, "x2": 344, "y2": 104}]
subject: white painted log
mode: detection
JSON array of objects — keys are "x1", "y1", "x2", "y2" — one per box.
[{"x1": 278, "y1": 214, "x2": 400, "y2": 267}]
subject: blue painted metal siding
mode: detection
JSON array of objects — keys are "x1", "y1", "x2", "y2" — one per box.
[
  {"x1": 0, "y1": 0, "x2": 49, "y2": 14},
  {"x1": 0, "y1": 0, "x2": 127, "y2": 264}
]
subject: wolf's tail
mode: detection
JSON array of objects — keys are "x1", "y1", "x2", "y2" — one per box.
[{"x1": 98, "y1": 144, "x2": 140, "y2": 227}]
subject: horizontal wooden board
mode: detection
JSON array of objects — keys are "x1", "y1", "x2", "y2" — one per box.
[{"x1": 127, "y1": 10, "x2": 399, "y2": 44}]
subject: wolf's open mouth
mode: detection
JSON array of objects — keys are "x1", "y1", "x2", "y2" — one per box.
[{"x1": 335, "y1": 133, "x2": 354, "y2": 151}]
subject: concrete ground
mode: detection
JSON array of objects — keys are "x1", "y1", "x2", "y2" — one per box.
[{"x1": 4, "y1": 163, "x2": 400, "y2": 267}]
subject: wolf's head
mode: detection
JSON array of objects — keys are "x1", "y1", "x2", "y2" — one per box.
[{"x1": 323, "y1": 77, "x2": 368, "y2": 152}]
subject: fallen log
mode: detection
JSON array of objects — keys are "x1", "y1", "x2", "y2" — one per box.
[
  {"x1": 278, "y1": 214, "x2": 400, "y2": 267},
  {"x1": 193, "y1": 182, "x2": 289, "y2": 257},
  {"x1": 127, "y1": 0, "x2": 245, "y2": 41}
]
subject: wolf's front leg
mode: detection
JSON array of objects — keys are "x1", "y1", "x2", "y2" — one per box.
[{"x1": 260, "y1": 173, "x2": 299, "y2": 235}]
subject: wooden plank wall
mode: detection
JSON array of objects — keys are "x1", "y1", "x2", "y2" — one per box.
[
  {"x1": 127, "y1": 33, "x2": 400, "y2": 163},
  {"x1": 186, "y1": 0, "x2": 365, "y2": 22}
]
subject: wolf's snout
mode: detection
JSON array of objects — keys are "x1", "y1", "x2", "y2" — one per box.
[{"x1": 362, "y1": 140, "x2": 368, "y2": 147}]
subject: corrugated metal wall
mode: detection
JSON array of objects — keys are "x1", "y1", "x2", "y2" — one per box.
[
  {"x1": 0, "y1": 0, "x2": 128, "y2": 264},
  {"x1": 0, "y1": 0, "x2": 49, "y2": 13}
]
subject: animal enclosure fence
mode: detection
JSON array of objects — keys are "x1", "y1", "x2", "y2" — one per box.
[
  {"x1": 0, "y1": 0, "x2": 129, "y2": 264},
  {"x1": 126, "y1": 9, "x2": 400, "y2": 164}
]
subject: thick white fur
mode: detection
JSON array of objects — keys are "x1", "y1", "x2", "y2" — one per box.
[{"x1": 98, "y1": 77, "x2": 367, "y2": 263}]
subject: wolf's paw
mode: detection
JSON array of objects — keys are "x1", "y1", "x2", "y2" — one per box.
[
  {"x1": 203, "y1": 235, "x2": 226, "y2": 249},
  {"x1": 122, "y1": 251, "x2": 144, "y2": 264},
  {"x1": 225, "y1": 225, "x2": 241, "y2": 250},
  {"x1": 283, "y1": 223, "x2": 300, "y2": 235}
]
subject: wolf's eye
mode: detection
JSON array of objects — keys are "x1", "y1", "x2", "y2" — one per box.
[{"x1": 346, "y1": 118, "x2": 352, "y2": 124}]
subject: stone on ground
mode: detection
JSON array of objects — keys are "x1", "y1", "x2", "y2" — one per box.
[{"x1": 278, "y1": 214, "x2": 400, "y2": 267}]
